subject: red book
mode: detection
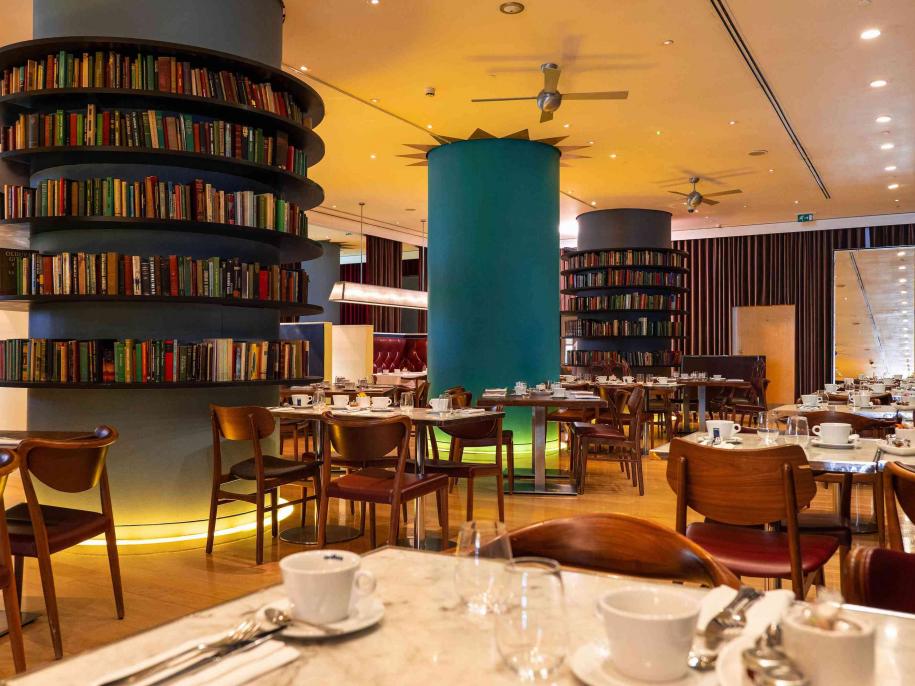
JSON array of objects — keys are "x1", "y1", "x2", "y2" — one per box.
[
  {"x1": 41, "y1": 256, "x2": 53, "y2": 294},
  {"x1": 192, "y1": 122, "x2": 201, "y2": 152},
  {"x1": 68, "y1": 113, "x2": 77, "y2": 146},
  {"x1": 193, "y1": 179, "x2": 205, "y2": 222},
  {"x1": 101, "y1": 111, "x2": 111, "y2": 145},
  {"x1": 157, "y1": 56, "x2": 171, "y2": 92},
  {"x1": 258, "y1": 271, "x2": 268, "y2": 300},
  {"x1": 123, "y1": 255, "x2": 132, "y2": 295},
  {"x1": 168, "y1": 255, "x2": 178, "y2": 295}
]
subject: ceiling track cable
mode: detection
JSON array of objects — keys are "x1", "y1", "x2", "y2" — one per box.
[{"x1": 708, "y1": 0, "x2": 830, "y2": 199}]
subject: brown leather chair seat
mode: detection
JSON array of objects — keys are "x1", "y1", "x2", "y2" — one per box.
[
  {"x1": 229, "y1": 454, "x2": 318, "y2": 481},
  {"x1": 570, "y1": 422, "x2": 625, "y2": 439},
  {"x1": 686, "y1": 522, "x2": 839, "y2": 578},
  {"x1": 547, "y1": 408, "x2": 592, "y2": 423},
  {"x1": 327, "y1": 467, "x2": 448, "y2": 503},
  {"x1": 844, "y1": 547, "x2": 915, "y2": 614},
  {"x1": 6, "y1": 503, "x2": 108, "y2": 557}
]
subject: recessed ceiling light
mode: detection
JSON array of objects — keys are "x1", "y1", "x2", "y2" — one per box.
[
  {"x1": 899, "y1": 251, "x2": 907, "y2": 257},
  {"x1": 563, "y1": 123, "x2": 570, "y2": 128},
  {"x1": 728, "y1": 120, "x2": 737, "y2": 126},
  {"x1": 900, "y1": 265, "x2": 907, "y2": 270},
  {"x1": 609, "y1": 153, "x2": 617, "y2": 159},
  {"x1": 299, "y1": 65, "x2": 308, "y2": 71},
  {"x1": 588, "y1": 140, "x2": 594, "y2": 145},
  {"x1": 499, "y1": 1, "x2": 525, "y2": 14},
  {"x1": 332, "y1": 204, "x2": 336, "y2": 208},
  {"x1": 794, "y1": 200, "x2": 799, "y2": 204},
  {"x1": 881, "y1": 142, "x2": 895, "y2": 150},
  {"x1": 900, "y1": 278, "x2": 908, "y2": 283},
  {"x1": 370, "y1": 98, "x2": 379, "y2": 103},
  {"x1": 768, "y1": 168, "x2": 775, "y2": 173},
  {"x1": 876, "y1": 115, "x2": 892, "y2": 124},
  {"x1": 861, "y1": 28, "x2": 881, "y2": 40},
  {"x1": 889, "y1": 183, "x2": 900, "y2": 190},
  {"x1": 870, "y1": 79, "x2": 888, "y2": 88},
  {"x1": 662, "y1": 39, "x2": 675, "y2": 46},
  {"x1": 886, "y1": 165, "x2": 898, "y2": 171},
  {"x1": 369, "y1": 0, "x2": 380, "y2": 5},
  {"x1": 656, "y1": 130, "x2": 662, "y2": 135},
  {"x1": 426, "y1": 124, "x2": 433, "y2": 129},
  {"x1": 590, "y1": 201, "x2": 597, "y2": 206},
  {"x1": 370, "y1": 153, "x2": 377, "y2": 159}
]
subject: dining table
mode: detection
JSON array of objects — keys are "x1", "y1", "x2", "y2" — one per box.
[
  {"x1": 10, "y1": 546, "x2": 915, "y2": 685},
  {"x1": 772, "y1": 402, "x2": 912, "y2": 421},
  {"x1": 268, "y1": 405, "x2": 505, "y2": 550},
  {"x1": 475, "y1": 392, "x2": 606, "y2": 496}
]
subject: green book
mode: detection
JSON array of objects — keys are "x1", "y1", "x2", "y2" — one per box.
[
  {"x1": 182, "y1": 114, "x2": 194, "y2": 151},
  {"x1": 155, "y1": 112, "x2": 165, "y2": 150},
  {"x1": 55, "y1": 109, "x2": 64, "y2": 146},
  {"x1": 79, "y1": 342, "x2": 89, "y2": 382},
  {"x1": 114, "y1": 342, "x2": 124, "y2": 383},
  {"x1": 76, "y1": 114, "x2": 84, "y2": 148}
]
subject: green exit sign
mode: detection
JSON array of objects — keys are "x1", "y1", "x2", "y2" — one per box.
[{"x1": 797, "y1": 213, "x2": 815, "y2": 223}]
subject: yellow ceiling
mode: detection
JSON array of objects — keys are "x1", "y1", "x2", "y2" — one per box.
[{"x1": 283, "y1": 0, "x2": 915, "y2": 242}]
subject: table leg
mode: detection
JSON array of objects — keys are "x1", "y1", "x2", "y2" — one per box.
[
  {"x1": 509, "y1": 406, "x2": 576, "y2": 495},
  {"x1": 698, "y1": 386, "x2": 708, "y2": 432},
  {"x1": 681, "y1": 389, "x2": 691, "y2": 433},
  {"x1": 413, "y1": 424, "x2": 428, "y2": 549}
]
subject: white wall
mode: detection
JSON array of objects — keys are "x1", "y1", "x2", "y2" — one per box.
[{"x1": 0, "y1": 311, "x2": 27, "y2": 429}]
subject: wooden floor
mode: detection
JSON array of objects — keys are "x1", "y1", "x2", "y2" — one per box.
[{"x1": 0, "y1": 443, "x2": 889, "y2": 678}]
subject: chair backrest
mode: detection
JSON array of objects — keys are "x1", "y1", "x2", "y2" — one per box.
[
  {"x1": 445, "y1": 388, "x2": 472, "y2": 409},
  {"x1": 800, "y1": 410, "x2": 884, "y2": 434},
  {"x1": 17, "y1": 426, "x2": 118, "y2": 494},
  {"x1": 666, "y1": 438, "x2": 815, "y2": 528},
  {"x1": 843, "y1": 546, "x2": 915, "y2": 614},
  {"x1": 883, "y1": 461, "x2": 915, "y2": 551},
  {"x1": 509, "y1": 513, "x2": 739, "y2": 588},
  {"x1": 322, "y1": 412, "x2": 410, "y2": 463},
  {"x1": 211, "y1": 405, "x2": 275, "y2": 442},
  {"x1": 415, "y1": 380, "x2": 430, "y2": 407}
]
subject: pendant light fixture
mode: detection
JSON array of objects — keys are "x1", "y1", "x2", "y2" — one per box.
[{"x1": 328, "y1": 203, "x2": 429, "y2": 310}]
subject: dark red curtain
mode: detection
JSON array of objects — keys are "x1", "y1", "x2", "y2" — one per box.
[
  {"x1": 339, "y1": 262, "x2": 368, "y2": 325},
  {"x1": 366, "y1": 235, "x2": 403, "y2": 333},
  {"x1": 417, "y1": 247, "x2": 428, "y2": 333},
  {"x1": 673, "y1": 224, "x2": 915, "y2": 396}
]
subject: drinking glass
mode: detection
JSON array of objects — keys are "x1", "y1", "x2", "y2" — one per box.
[
  {"x1": 786, "y1": 415, "x2": 810, "y2": 447},
  {"x1": 438, "y1": 392, "x2": 453, "y2": 413},
  {"x1": 635, "y1": 373, "x2": 645, "y2": 384},
  {"x1": 400, "y1": 391, "x2": 414, "y2": 410},
  {"x1": 494, "y1": 557, "x2": 568, "y2": 681},
  {"x1": 312, "y1": 388, "x2": 325, "y2": 407},
  {"x1": 672, "y1": 370, "x2": 681, "y2": 380},
  {"x1": 757, "y1": 411, "x2": 780, "y2": 445},
  {"x1": 453, "y1": 521, "x2": 512, "y2": 614}
]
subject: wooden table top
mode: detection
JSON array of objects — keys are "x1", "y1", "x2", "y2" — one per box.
[
  {"x1": 476, "y1": 393, "x2": 607, "y2": 409},
  {"x1": 268, "y1": 406, "x2": 505, "y2": 427}
]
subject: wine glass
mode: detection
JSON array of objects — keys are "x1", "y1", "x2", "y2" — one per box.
[
  {"x1": 453, "y1": 521, "x2": 512, "y2": 615},
  {"x1": 786, "y1": 415, "x2": 810, "y2": 447},
  {"x1": 757, "y1": 411, "x2": 780, "y2": 445},
  {"x1": 494, "y1": 557, "x2": 568, "y2": 681}
]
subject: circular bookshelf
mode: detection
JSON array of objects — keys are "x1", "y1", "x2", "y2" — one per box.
[
  {"x1": 561, "y1": 285, "x2": 688, "y2": 295},
  {"x1": 560, "y1": 309, "x2": 687, "y2": 316},
  {"x1": 0, "y1": 294, "x2": 323, "y2": 315},
  {"x1": 561, "y1": 264, "x2": 690, "y2": 276},
  {"x1": 0, "y1": 36, "x2": 324, "y2": 126},
  {"x1": 561, "y1": 335, "x2": 687, "y2": 340},
  {"x1": 0, "y1": 147, "x2": 324, "y2": 208},
  {"x1": 0, "y1": 377, "x2": 322, "y2": 389},
  {"x1": 0, "y1": 217, "x2": 323, "y2": 262}
]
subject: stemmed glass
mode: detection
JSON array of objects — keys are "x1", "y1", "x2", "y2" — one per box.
[
  {"x1": 757, "y1": 411, "x2": 780, "y2": 445},
  {"x1": 494, "y1": 557, "x2": 568, "y2": 681},
  {"x1": 453, "y1": 521, "x2": 512, "y2": 615},
  {"x1": 786, "y1": 415, "x2": 810, "y2": 447}
]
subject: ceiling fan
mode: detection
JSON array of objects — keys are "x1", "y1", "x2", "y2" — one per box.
[
  {"x1": 471, "y1": 62, "x2": 628, "y2": 123},
  {"x1": 669, "y1": 177, "x2": 742, "y2": 213}
]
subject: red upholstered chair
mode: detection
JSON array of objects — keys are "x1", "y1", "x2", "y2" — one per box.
[
  {"x1": 884, "y1": 461, "x2": 915, "y2": 551},
  {"x1": 843, "y1": 546, "x2": 915, "y2": 614},
  {"x1": 667, "y1": 438, "x2": 839, "y2": 599},
  {"x1": 0, "y1": 449, "x2": 25, "y2": 672}
]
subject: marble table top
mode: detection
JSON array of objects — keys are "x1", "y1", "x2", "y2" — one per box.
[
  {"x1": 11, "y1": 547, "x2": 915, "y2": 685},
  {"x1": 772, "y1": 403, "x2": 910, "y2": 420}
]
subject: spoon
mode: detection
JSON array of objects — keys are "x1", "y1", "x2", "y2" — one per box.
[
  {"x1": 264, "y1": 607, "x2": 345, "y2": 635},
  {"x1": 687, "y1": 651, "x2": 718, "y2": 671}
]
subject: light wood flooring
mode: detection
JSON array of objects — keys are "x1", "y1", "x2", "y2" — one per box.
[{"x1": 0, "y1": 444, "x2": 889, "y2": 678}]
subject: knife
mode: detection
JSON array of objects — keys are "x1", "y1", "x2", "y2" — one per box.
[{"x1": 144, "y1": 626, "x2": 285, "y2": 686}]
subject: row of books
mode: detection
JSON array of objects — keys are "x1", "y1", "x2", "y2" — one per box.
[
  {"x1": 563, "y1": 319, "x2": 685, "y2": 338},
  {"x1": 563, "y1": 350, "x2": 682, "y2": 367},
  {"x1": 0, "y1": 338, "x2": 309, "y2": 384},
  {"x1": 563, "y1": 250, "x2": 687, "y2": 271},
  {"x1": 0, "y1": 249, "x2": 309, "y2": 303},
  {"x1": 0, "y1": 107, "x2": 308, "y2": 175},
  {"x1": 0, "y1": 50, "x2": 309, "y2": 126},
  {"x1": 563, "y1": 293, "x2": 685, "y2": 312},
  {"x1": 562, "y1": 270, "x2": 686, "y2": 290},
  {"x1": 1, "y1": 179, "x2": 308, "y2": 235}
]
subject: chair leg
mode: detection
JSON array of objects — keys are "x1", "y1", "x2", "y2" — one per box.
[
  {"x1": 495, "y1": 469, "x2": 505, "y2": 524},
  {"x1": 507, "y1": 439, "x2": 515, "y2": 495},
  {"x1": 635, "y1": 454, "x2": 645, "y2": 496},
  {"x1": 369, "y1": 503, "x2": 377, "y2": 549},
  {"x1": 388, "y1": 496, "x2": 402, "y2": 546},
  {"x1": 317, "y1": 491, "x2": 330, "y2": 548},
  {"x1": 255, "y1": 490, "x2": 265, "y2": 565},
  {"x1": 401, "y1": 502, "x2": 409, "y2": 525},
  {"x1": 466, "y1": 477, "x2": 474, "y2": 521},
  {"x1": 440, "y1": 487, "x2": 449, "y2": 550},
  {"x1": 13, "y1": 556, "x2": 23, "y2": 609},
  {"x1": 270, "y1": 489, "x2": 278, "y2": 539},
  {"x1": 35, "y1": 550, "x2": 63, "y2": 659},
  {"x1": 205, "y1": 481, "x2": 219, "y2": 555},
  {"x1": 105, "y1": 521, "x2": 125, "y2": 619},
  {"x1": 2, "y1": 578, "x2": 25, "y2": 672}
]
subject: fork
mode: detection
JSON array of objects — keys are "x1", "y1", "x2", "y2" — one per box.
[
  {"x1": 702, "y1": 586, "x2": 763, "y2": 650},
  {"x1": 99, "y1": 619, "x2": 260, "y2": 686}
]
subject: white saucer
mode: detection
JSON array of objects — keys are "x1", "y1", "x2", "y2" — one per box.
[
  {"x1": 811, "y1": 435, "x2": 859, "y2": 450},
  {"x1": 256, "y1": 597, "x2": 384, "y2": 639},
  {"x1": 570, "y1": 643, "x2": 703, "y2": 686}
]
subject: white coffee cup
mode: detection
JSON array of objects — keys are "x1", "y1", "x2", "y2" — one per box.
[
  {"x1": 622, "y1": 376, "x2": 634, "y2": 383},
  {"x1": 869, "y1": 383, "x2": 886, "y2": 394},
  {"x1": 781, "y1": 606, "x2": 874, "y2": 686},
  {"x1": 552, "y1": 386, "x2": 567, "y2": 398},
  {"x1": 655, "y1": 377, "x2": 668, "y2": 384},
  {"x1": 800, "y1": 393, "x2": 819, "y2": 406},
  {"x1": 712, "y1": 374, "x2": 723, "y2": 380},
  {"x1": 290, "y1": 394, "x2": 312, "y2": 407},
  {"x1": 371, "y1": 396, "x2": 392, "y2": 408},
  {"x1": 824, "y1": 383, "x2": 840, "y2": 393},
  {"x1": 355, "y1": 396, "x2": 371, "y2": 408},
  {"x1": 280, "y1": 550, "x2": 376, "y2": 624},
  {"x1": 812, "y1": 422, "x2": 853, "y2": 445},
  {"x1": 599, "y1": 587, "x2": 700, "y2": 682},
  {"x1": 705, "y1": 420, "x2": 742, "y2": 440},
  {"x1": 430, "y1": 398, "x2": 448, "y2": 412},
  {"x1": 332, "y1": 394, "x2": 350, "y2": 407},
  {"x1": 596, "y1": 375, "x2": 609, "y2": 383}
]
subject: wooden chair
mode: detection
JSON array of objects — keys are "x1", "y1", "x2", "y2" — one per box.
[
  {"x1": 318, "y1": 413, "x2": 449, "y2": 548},
  {"x1": 0, "y1": 449, "x2": 25, "y2": 672},
  {"x1": 509, "y1": 513, "x2": 739, "y2": 588},
  {"x1": 7, "y1": 426, "x2": 122, "y2": 659},
  {"x1": 570, "y1": 385, "x2": 646, "y2": 495},
  {"x1": 667, "y1": 438, "x2": 839, "y2": 599},
  {"x1": 883, "y1": 461, "x2": 915, "y2": 551},
  {"x1": 843, "y1": 546, "x2": 915, "y2": 614},
  {"x1": 208, "y1": 405, "x2": 320, "y2": 565}
]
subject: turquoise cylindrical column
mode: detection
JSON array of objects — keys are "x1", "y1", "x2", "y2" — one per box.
[{"x1": 428, "y1": 139, "x2": 560, "y2": 449}]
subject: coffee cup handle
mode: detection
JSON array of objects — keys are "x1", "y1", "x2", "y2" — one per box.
[
  {"x1": 353, "y1": 570, "x2": 376, "y2": 597},
  {"x1": 731, "y1": 424, "x2": 741, "y2": 434},
  {"x1": 812, "y1": 426, "x2": 822, "y2": 436}
]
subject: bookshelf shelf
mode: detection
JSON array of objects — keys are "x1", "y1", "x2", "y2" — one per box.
[
  {"x1": 560, "y1": 309, "x2": 687, "y2": 316},
  {"x1": 0, "y1": 36, "x2": 324, "y2": 125},
  {"x1": 561, "y1": 335, "x2": 687, "y2": 340},
  {"x1": 0, "y1": 377, "x2": 322, "y2": 389},
  {"x1": 0, "y1": 89, "x2": 322, "y2": 158},
  {"x1": 561, "y1": 285, "x2": 688, "y2": 295},
  {"x1": 0, "y1": 294, "x2": 323, "y2": 314},
  {"x1": 561, "y1": 264, "x2": 690, "y2": 276},
  {"x1": 0, "y1": 216, "x2": 323, "y2": 261},
  {"x1": 0, "y1": 147, "x2": 323, "y2": 208}
]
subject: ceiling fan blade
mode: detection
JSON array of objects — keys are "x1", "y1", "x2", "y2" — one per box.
[
  {"x1": 667, "y1": 191, "x2": 689, "y2": 197},
  {"x1": 562, "y1": 90, "x2": 629, "y2": 100},
  {"x1": 470, "y1": 96, "x2": 538, "y2": 102},
  {"x1": 540, "y1": 109, "x2": 554, "y2": 123},
  {"x1": 700, "y1": 197, "x2": 720, "y2": 206},
  {"x1": 543, "y1": 64, "x2": 561, "y2": 92},
  {"x1": 703, "y1": 189, "x2": 743, "y2": 198}
]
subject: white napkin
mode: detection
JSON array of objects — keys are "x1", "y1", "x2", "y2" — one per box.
[
  {"x1": 483, "y1": 388, "x2": 507, "y2": 395},
  {"x1": 454, "y1": 408, "x2": 487, "y2": 415},
  {"x1": 92, "y1": 637, "x2": 298, "y2": 686},
  {"x1": 878, "y1": 441, "x2": 915, "y2": 456},
  {"x1": 694, "y1": 586, "x2": 794, "y2": 656}
]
